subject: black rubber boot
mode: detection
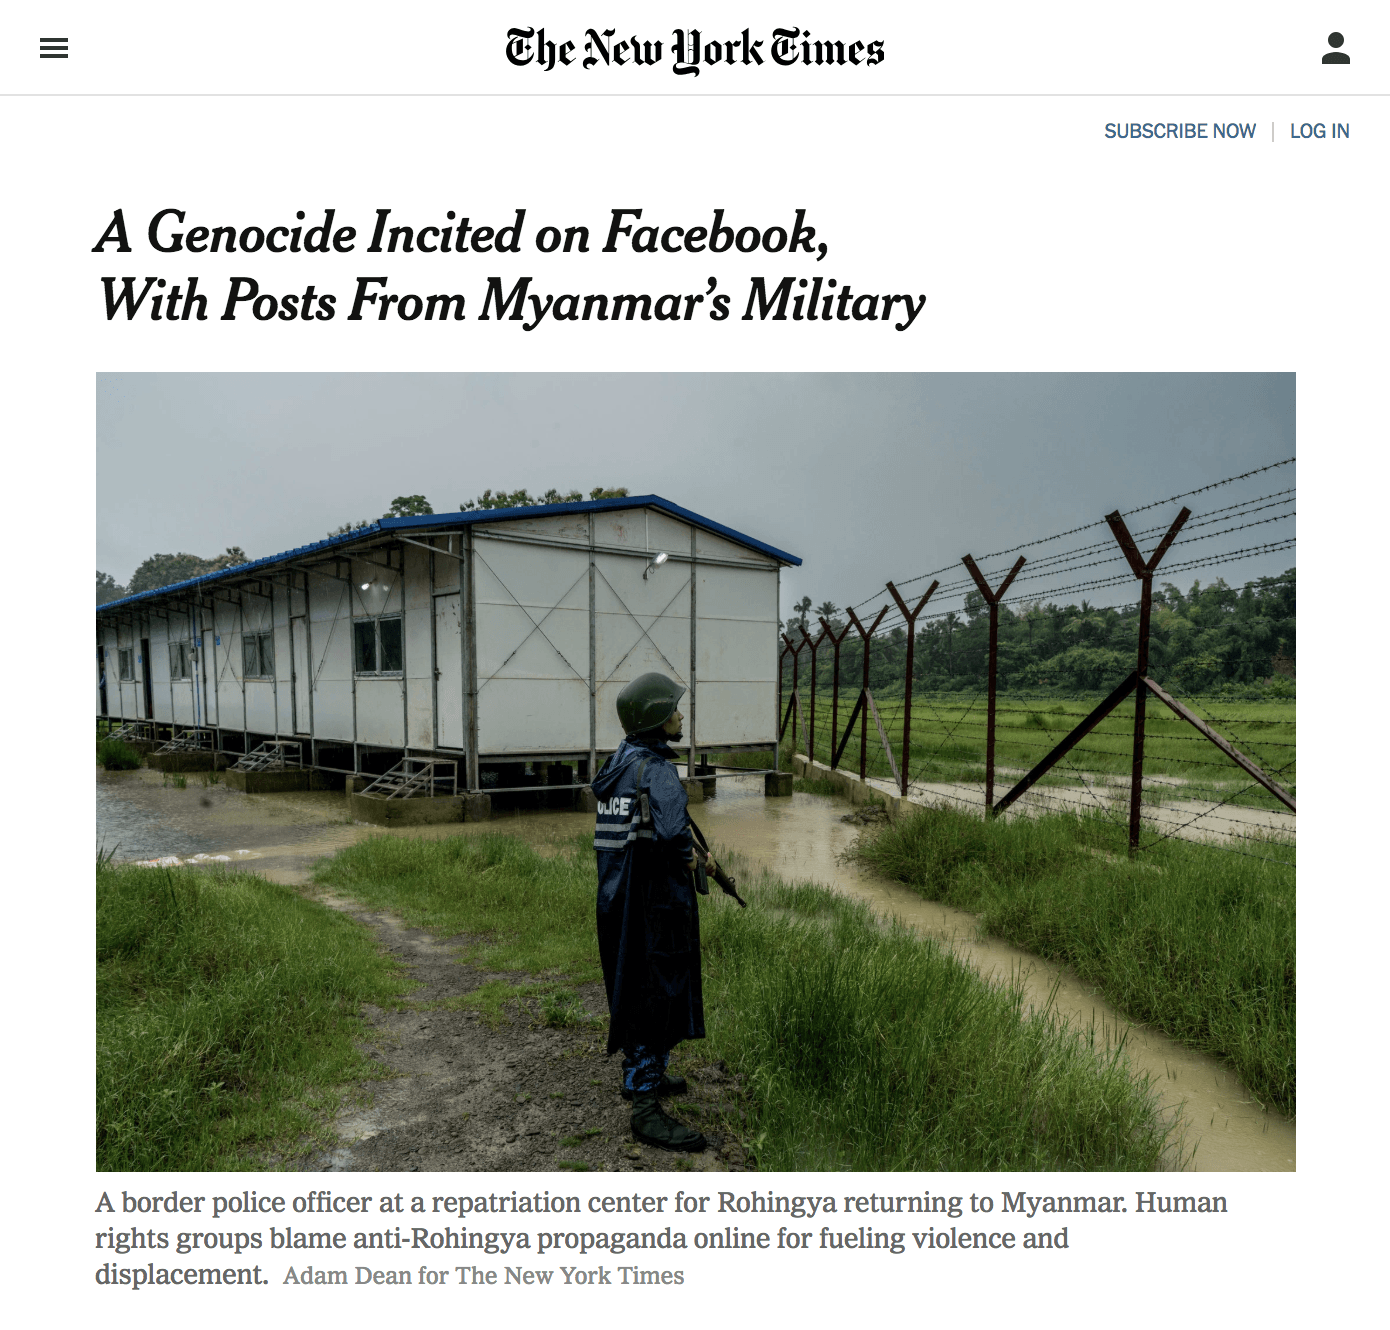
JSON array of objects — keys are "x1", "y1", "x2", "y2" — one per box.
[
  {"x1": 621, "y1": 1072, "x2": 687, "y2": 1101},
  {"x1": 630, "y1": 1092, "x2": 706, "y2": 1152}
]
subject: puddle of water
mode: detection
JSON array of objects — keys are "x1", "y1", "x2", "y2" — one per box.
[
  {"x1": 97, "y1": 774, "x2": 219, "y2": 860},
  {"x1": 95, "y1": 768, "x2": 1294, "y2": 1171}
]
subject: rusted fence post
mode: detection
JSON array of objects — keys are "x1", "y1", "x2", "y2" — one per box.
[
  {"x1": 780, "y1": 631, "x2": 808, "y2": 756},
  {"x1": 820, "y1": 615, "x2": 852, "y2": 770},
  {"x1": 800, "y1": 624, "x2": 826, "y2": 766},
  {"x1": 885, "y1": 579, "x2": 939, "y2": 797},
  {"x1": 845, "y1": 605, "x2": 889, "y2": 781},
  {"x1": 1103, "y1": 507, "x2": 1190, "y2": 853},
  {"x1": 777, "y1": 636, "x2": 790, "y2": 763},
  {"x1": 960, "y1": 554, "x2": 1026, "y2": 812}
]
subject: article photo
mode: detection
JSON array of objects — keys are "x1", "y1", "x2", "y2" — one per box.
[{"x1": 95, "y1": 372, "x2": 1296, "y2": 1179}]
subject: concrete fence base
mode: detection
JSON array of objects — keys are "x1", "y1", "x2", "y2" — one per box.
[{"x1": 790, "y1": 754, "x2": 913, "y2": 819}]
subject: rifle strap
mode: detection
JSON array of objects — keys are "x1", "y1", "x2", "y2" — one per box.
[{"x1": 634, "y1": 758, "x2": 651, "y2": 826}]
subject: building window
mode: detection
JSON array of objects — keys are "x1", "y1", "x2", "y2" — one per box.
[
  {"x1": 242, "y1": 631, "x2": 275, "y2": 678},
  {"x1": 119, "y1": 648, "x2": 135, "y2": 681},
  {"x1": 353, "y1": 615, "x2": 404, "y2": 675},
  {"x1": 169, "y1": 641, "x2": 191, "y2": 679}
]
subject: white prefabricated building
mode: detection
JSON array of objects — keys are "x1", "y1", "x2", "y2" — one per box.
[{"x1": 95, "y1": 495, "x2": 801, "y2": 786}]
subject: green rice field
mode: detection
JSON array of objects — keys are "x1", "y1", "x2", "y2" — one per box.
[{"x1": 782, "y1": 690, "x2": 1295, "y2": 812}]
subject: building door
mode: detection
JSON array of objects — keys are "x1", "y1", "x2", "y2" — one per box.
[
  {"x1": 434, "y1": 592, "x2": 464, "y2": 750},
  {"x1": 140, "y1": 638, "x2": 154, "y2": 719},
  {"x1": 291, "y1": 616, "x2": 310, "y2": 734},
  {"x1": 97, "y1": 644, "x2": 108, "y2": 716}
]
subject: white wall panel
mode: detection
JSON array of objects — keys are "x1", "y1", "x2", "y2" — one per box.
[
  {"x1": 694, "y1": 526, "x2": 780, "y2": 567},
  {"x1": 291, "y1": 619, "x2": 310, "y2": 734},
  {"x1": 692, "y1": 681, "x2": 776, "y2": 748},
  {"x1": 245, "y1": 681, "x2": 277, "y2": 734},
  {"x1": 210, "y1": 601, "x2": 244, "y2": 732},
  {"x1": 475, "y1": 538, "x2": 591, "y2": 753},
  {"x1": 349, "y1": 558, "x2": 404, "y2": 617},
  {"x1": 356, "y1": 679, "x2": 404, "y2": 748},
  {"x1": 403, "y1": 545, "x2": 433, "y2": 749},
  {"x1": 313, "y1": 681, "x2": 355, "y2": 744},
  {"x1": 474, "y1": 512, "x2": 590, "y2": 547},
  {"x1": 434, "y1": 592, "x2": 464, "y2": 749},
  {"x1": 478, "y1": 679, "x2": 590, "y2": 754},
  {"x1": 273, "y1": 621, "x2": 293, "y2": 730},
  {"x1": 304, "y1": 572, "x2": 354, "y2": 744}
]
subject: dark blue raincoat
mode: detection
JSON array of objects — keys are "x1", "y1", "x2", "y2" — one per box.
[{"x1": 593, "y1": 736, "x2": 704, "y2": 1057}]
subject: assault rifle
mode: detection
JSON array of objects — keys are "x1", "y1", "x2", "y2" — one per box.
[{"x1": 688, "y1": 816, "x2": 747, "y2": 908}]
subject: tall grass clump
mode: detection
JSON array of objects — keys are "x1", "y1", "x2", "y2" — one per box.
[
  {"x1": 314, "y1": 832, "x2": 1174, "y2": 1169},
  {"x1": 97, "y1": 736, "x2": 142, "y2": 770},
  {"x1": 97, "y1": 863, "x2": 405, "y2": 1170},
  {"x1": 699, "y1": 878, "x2": 1174, "y2": 1170},
  {"x1": 851, "y1": 805, "x2": 1295, "y2": 1113}
]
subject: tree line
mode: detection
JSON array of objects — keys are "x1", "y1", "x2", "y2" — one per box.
[{"x1": 782, "y1": 571, "x2": 1296, "y2": 698}]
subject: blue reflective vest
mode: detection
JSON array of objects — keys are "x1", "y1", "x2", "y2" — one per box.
[{"x1": 593, "y1": 736, "x2": 703, "y2": 1056}]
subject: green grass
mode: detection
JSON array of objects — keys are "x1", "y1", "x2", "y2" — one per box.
[
  {"x1": 850, "y1": 803, "x2": 1295, "y2": 1114},
  {"x1": 792, "y1": 691, "x2": 1295, "y2": 811},
  {"x1": 97, "y1": 736, "x2": 142, "y2": 770},
  {"x1": 313, "y1": 833, "x2": 605, "y2": 982},
  {"x1": 701, "y1": 872, "x2": 1173, "y2": 1170},
  {"x1": 97, "y1": 862, "x2": 407, "y2": 1170},
  {"x1": 315, "y1": 832, "x2": 1175, "y2": 1170}
]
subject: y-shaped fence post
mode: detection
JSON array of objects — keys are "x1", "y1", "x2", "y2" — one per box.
[
  {"x1": 800, "y1": 623, "x2": 826, "y2": 767},
  {"x1": 960, "y1": 554, "x2": 1027, "y2": 813},
  {"x1": 845, "y1": 605, "x2": 889, "y2": 781},
  {"x1": 820, "y1": 616, "x2": 852, "y2": 770},
  {"x1": 885, "y1": 579, "x2": 939, "y2": 798},
  {"x1": 780, "y1": 631, "x2": 808, "y2": 756},
  {"x1": 1104, "y1": 506, "x2": 1190, "y2": 853}
]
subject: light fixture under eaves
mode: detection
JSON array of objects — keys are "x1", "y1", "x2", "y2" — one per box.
[{"x1": 643, "y1": 551, "x2": 670, "y2": 580}]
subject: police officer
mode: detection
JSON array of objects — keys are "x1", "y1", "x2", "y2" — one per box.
[{"x1": 592, "y1": 672, "x2": 715, "y2": 1152}]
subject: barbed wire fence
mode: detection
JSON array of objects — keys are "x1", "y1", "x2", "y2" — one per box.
[{"x1": 777, "y1": 457, "x2": 1295, "y2": 865}]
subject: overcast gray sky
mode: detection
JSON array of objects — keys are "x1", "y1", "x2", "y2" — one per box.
[{"x1": 96, "y1": 373, "x2": 1294, "y2": 618}]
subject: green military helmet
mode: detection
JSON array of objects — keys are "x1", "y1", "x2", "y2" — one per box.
[{"x1": 616, "y1": 672, "x2": 686, "y2": 734}]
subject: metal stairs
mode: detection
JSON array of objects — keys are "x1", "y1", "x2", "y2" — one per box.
[
  {"x1": 230, "y1": 740, "x2": 303, "y2": 772},
  {"x1": 359, "y1": 758, "x2": 458, "y2": 799}
]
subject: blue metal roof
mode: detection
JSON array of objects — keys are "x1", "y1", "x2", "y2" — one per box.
[{"x1": 96, "y1": 494, "x2": 801, "y2": 613}]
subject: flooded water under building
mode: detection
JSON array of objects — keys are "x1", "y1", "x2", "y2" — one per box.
[{"x1": 96, "y1": 767, "x2": 1295, "y2": 1172}]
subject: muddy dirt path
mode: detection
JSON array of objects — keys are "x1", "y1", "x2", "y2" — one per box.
[{"x1": 299, "y1": 897, "x2": 751, "y2": 1175}]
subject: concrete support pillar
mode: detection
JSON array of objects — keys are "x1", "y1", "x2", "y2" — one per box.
[
  {"x1": 463, "y1": 792, "x2": 492, "y2": 822},
  {"x1": 764, "y1": 771, "x2": 794, "y2": 798}
]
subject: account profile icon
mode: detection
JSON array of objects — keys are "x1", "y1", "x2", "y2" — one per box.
[{"x1": 1323, "y1": 32, "x2": 1349, "y2": 64}]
